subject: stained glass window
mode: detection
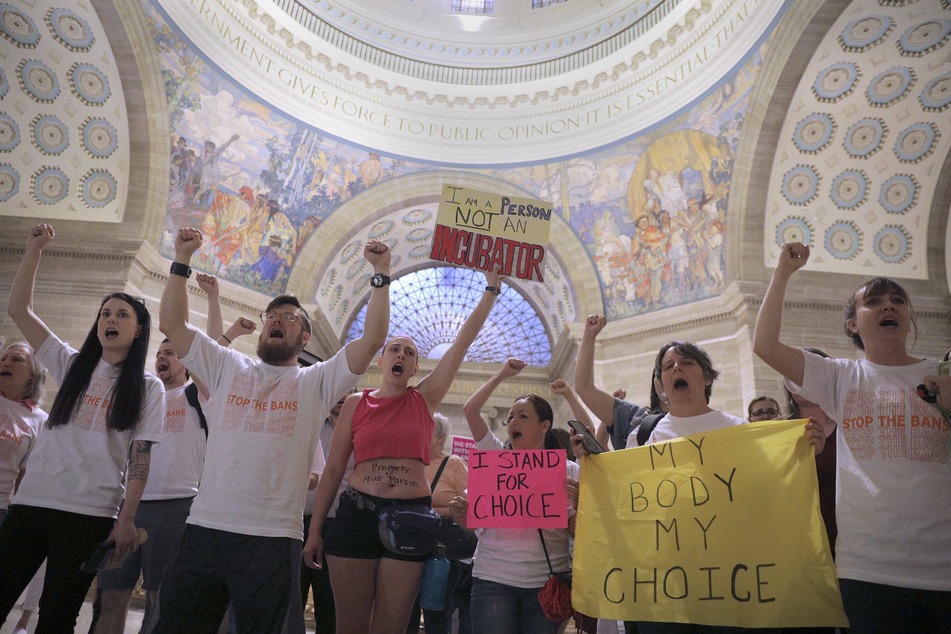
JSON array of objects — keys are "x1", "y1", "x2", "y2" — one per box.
[{"x1": 346, "y1": 266, "x2": 551, "y2": 366}]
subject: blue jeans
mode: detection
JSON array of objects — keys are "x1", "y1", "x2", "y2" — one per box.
[
  {"x1": 470, "y1": 577, "x2": 560, "y2": 634},
  {"x1": 839, "y1": 578, "x2": 951, "y2": 634}
]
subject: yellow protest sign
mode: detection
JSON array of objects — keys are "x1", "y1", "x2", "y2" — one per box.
[
  {"x1": 429, "y1": 184, "x2": 552, "y2": 282},
  {"x1": 573, "y1": 419, "x2": 847, "y2": 628}
]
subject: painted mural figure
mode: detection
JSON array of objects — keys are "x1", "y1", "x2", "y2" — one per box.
[
  {"x1": 642, "y1": 168, "x2": 664, "y2": 210},
  {"x1": 238, "y1": 194, "x2": 271, "y2": 266},
  {"x1": 667, "y1": 227, "x2": 689, "y2": 292},
  {"x1": 644, "y1": 236, "x2": 669, "y2": 306},
  {"x1": 592, "y1": 211, "x2": 630, "y2": 288},
  {"x1": 195, "y1": 135, "x2": 240, "y2": 207},
  {"x1": 199, "y1": 187, "x2": 253, "y2": 273},
  {"x1": 705, "y1": 222, "x2": 726, "y2": 287},
  {"x1": 658, "y1": 170, "x2": 690, "y2": 216},
  {"x1": 627, "y1": 251, "x2": 651, "y2": 305},
  {"x1": 684, "y1": 230, "x2": 706, "y2": 291},
  {"x1": 251, "y1": 200, "x2": 299, "y2": 285},
  {"x1": 359, "y1": 152, "x2": 383, "y2": 187}
]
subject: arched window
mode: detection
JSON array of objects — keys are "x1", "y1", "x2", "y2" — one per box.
[{"x1": 346, "y1": 266, "x2": 551, "y2": 366}]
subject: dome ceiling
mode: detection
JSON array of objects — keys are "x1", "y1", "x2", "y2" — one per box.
[
  {"x1": 272, "y1": 0, "x2": 677, "y2": 71},
  {"x1": 4, "y1": 0, "x2": 948, "y2": 346},
  {"x1": 764, "y1": 0, "x2": 951, "y2": 280},
  {"x1": 152, "y1": 0, "x2": 782, "y2": 164},
  {"x1": 0, "y1": 0, "x2": 129, "y2": 223}
]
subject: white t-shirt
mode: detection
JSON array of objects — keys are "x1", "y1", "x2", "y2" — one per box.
[
  {"x1": 639, "y1": 409, "x2": 747, "y2": 446},
  {"x1": 181, "y1": 331, "x2": 358, "y2": 539},
  {"x1": 303, "y1": 441, "x2": 326, "y2": 515},
  {"x1": 0, "y1": 397, "x2": 47, "y2": 508},
  {"x1": 14, "y1": 334, "x2": 166, "y2": 517},
  {"x1": 798, "y1": 353, "x2": 951, "y2": 591},
  {"x1": 471, "y1": 432, "x2": 580, "y2": 588},
  {"x1": 143, "y1": 384, "x2": 207, "y2": 500}
]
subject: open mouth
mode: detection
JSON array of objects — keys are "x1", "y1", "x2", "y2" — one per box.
[
  {"x1": 268, "y1": 327, "x2": 285, "y2": 339},
  {"x1": 879, "y1": 316, "x2": 899, "y2": 328},
  {"x1": 673, "y1": 378, "x2": 689, "y2": 390},
  {"x1": 392, "y1": 362, "x2": 404, "y2": 376},
  {"x1": 156, "y1": 361, "x2": 170, "y2": 373},
  {"x1": 104, "y1": 328, "x2": 119, "y2": 339},
  {"x1": 0, "y1": 369, "x2": 11, "y2": 377}
]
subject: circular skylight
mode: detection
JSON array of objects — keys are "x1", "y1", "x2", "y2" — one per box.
[{"x1": 346, "y1": 266, "x2": 552, "y2": 366}]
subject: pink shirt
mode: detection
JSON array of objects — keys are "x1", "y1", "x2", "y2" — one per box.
[{"x1": 352, "y1": 387, "x2": 433, "y2": 465}]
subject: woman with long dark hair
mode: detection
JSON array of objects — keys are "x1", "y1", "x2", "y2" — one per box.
[
  {"x1": 0, "y1": 224, "x2": 165, "y2": 633},
  {"x1": 453, "y1": 358, "x2": 580, "y2": 634}
]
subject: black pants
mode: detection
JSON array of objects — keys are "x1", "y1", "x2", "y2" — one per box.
[
  {"x1": 147, "y1": 524, "x2": 304, "y2": 634},
  {"x1": 0, "y1": 505, "x2": 113, "y2": 634}
]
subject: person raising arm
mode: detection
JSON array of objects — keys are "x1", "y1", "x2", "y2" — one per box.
[
  {"x1": 754, "y1": 241, "x2": 951, "y2": 633},
  {"x1": 0, "y1": 224, "x2": 163, "y2": 633},
  {"x1": 303, "y1": 269, "x2": 503, "y2": 634}
]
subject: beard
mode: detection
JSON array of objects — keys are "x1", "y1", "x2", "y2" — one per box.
[
  {"x1": 257, "y1": 330, "x2": 305, "y2": 365},
  {"x1": 159, "y1": 364, "x2": 186, "y2": 386}
]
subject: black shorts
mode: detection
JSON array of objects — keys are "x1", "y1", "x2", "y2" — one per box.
[{"x1": 323, "y1": 488, "x2": 432, "y2": 563}]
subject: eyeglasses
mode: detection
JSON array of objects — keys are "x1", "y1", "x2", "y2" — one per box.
[
  {"x1": 751, "y1": 408, "x2": 780, "y2": 419},
  {"x1": 260, "y1": 311, "x2": 302, "y2": 324}
]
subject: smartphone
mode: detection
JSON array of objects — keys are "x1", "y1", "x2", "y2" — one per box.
[
  {"x1": 567, "y1": 419, "x2": 604, "y2": 454},
  {"x1": 80, "y1": 540, "x2": 116, "y2": 573}
]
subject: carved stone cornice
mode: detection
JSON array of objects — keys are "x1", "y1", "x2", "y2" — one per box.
[
  {"x1": 265, "y1": 0, "x2": 685, "y2": 82},
  {"x1": 154, "y1": 0, "x2": 783, "y2": 163},
  {"x1": 0, "y1": 246, "x2": 137, "y2": 262}
]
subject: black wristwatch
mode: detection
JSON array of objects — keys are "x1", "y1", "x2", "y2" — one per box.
[
  {"x1": 370, "y1": 273, "x2": 391, "y2": 288},
  {"x1": 169, "y1": 262, "x2": 192, "y2": 278},
  {"x1": 485, "y1": 285, "x2": 501, "y2": 296}
]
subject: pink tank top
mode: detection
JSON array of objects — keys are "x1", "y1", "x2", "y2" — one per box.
[{"x1": 352, "y1": 387, "x2": 433, "y2": 465}]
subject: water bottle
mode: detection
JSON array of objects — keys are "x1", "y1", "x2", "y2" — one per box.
[{"x1": 419, "y1": 542, "x2": 450, "y2": 611}]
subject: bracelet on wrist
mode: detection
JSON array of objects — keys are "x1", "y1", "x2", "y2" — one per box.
[
  {"x1": 169, "y1": 261, "x2": 192, "y2": 278},
  {"x1": 220, "y1": 333, "x2": 233, "y2": 344},
  {"x1": 485, "y1": 285, "x2": 501, "y2": 296}
]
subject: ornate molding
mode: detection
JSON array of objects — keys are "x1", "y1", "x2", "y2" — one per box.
[
  {"x1": 764, "y1": 0, "x2": 951, "y2": 280},
  {"x1": 265, "y1": 0, "x2": 682, "y2": 83},
  {"x1": 154, "y1": 0, "x2": 783, "y2": 164},
  {"x1": 0, "y1": 245, "x2": 136, "y2": 262}
]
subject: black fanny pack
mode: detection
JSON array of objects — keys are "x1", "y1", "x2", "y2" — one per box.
[{"x1": 345, "y1": 488, "x2": 442, "y2": 556}]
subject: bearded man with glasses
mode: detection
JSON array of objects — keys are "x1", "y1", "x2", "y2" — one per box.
[{"x1": 151, "y1": 227, "x2": 391, "y2": 634}]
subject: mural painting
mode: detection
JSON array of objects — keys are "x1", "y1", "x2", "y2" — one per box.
[{"x1": 149, "y1": 2, "x2": 766, "y2": 318}]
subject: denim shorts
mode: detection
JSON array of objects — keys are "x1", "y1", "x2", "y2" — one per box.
[{"x1": 323, "y1": 487, "x2": 431, "y2": 562}]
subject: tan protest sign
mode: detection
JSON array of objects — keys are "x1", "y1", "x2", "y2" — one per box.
[{"x1": 429, "y1": 184, "x2": 552, "y2": 282}]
